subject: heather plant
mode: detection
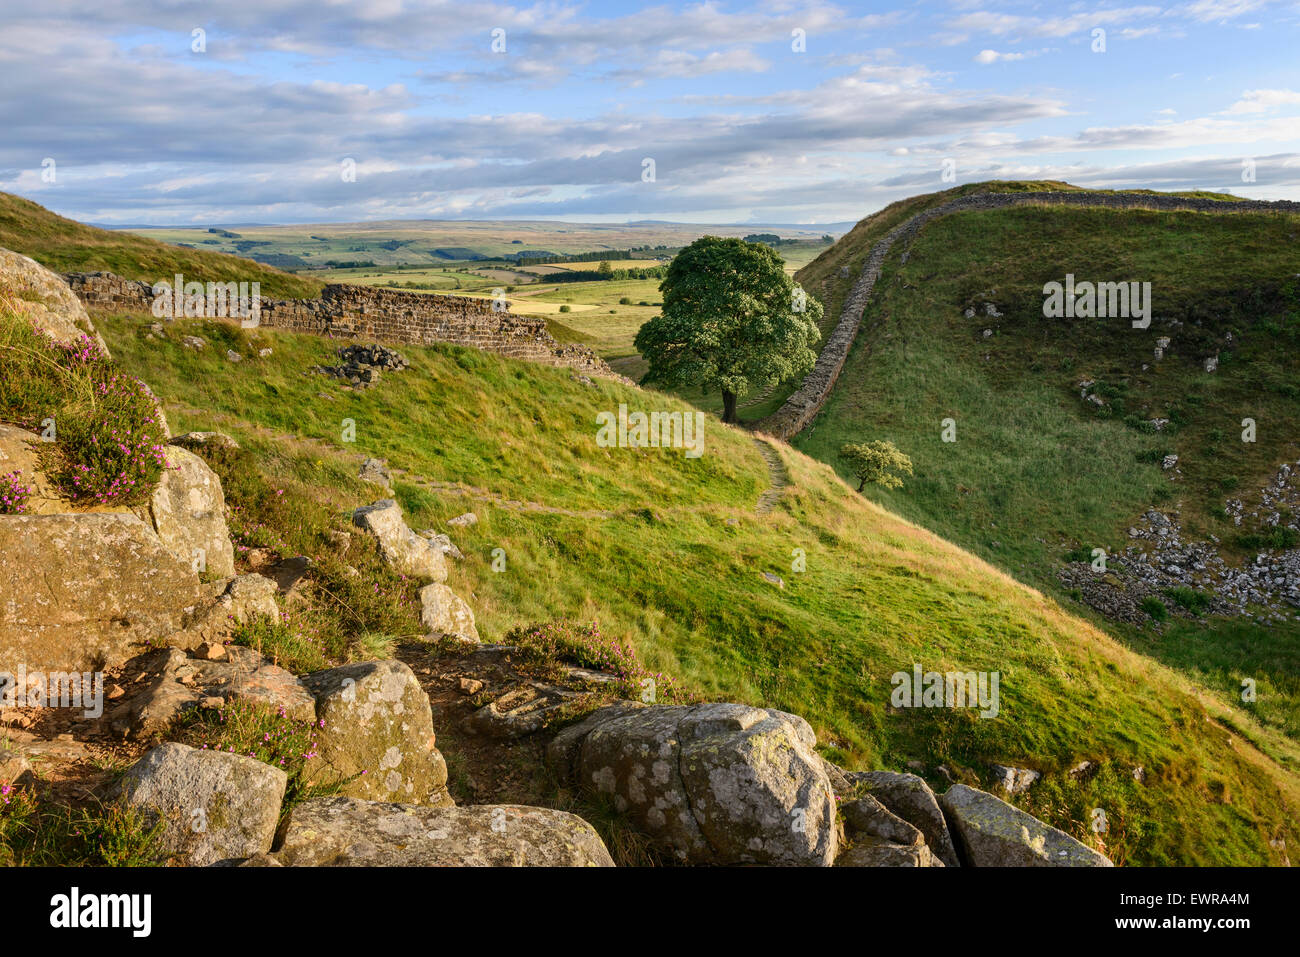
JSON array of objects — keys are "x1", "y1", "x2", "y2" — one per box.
[
  {"x1": 0, "y1": 304, "x2": 168, "y2": 506},
  {"x1": 0, "y1": 469, "x2": 29, "y2": 513},
  {"x1": 172, "y1": 699, "x2": 338, "y2": 820},
  {"x1": 507, "y1": 619, "x2": 694, "y2": 704}
]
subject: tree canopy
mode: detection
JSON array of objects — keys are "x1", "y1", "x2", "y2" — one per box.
[
  {"x1": 840, "y1": 440, "x2": 913, "y2": 492},
  {"x1": 633, "y1": 236, "x2": 822, "y2": 423}
]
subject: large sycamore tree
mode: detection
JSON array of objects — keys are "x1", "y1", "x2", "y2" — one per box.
[{"x1": 634, "y1": 237, "x2": 823, "y2": 423}]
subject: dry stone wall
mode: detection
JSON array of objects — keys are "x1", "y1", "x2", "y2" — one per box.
[
  {"x1": 755, "y1": 191, "x2": 1300, "y2": 441},
  {"x1": 64, "y1": 272, "x2": 623, "y2": 382}
]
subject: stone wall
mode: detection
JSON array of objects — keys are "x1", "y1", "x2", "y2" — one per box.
[
  {"x1": 64, "y1": 272, "x2": 624, "y2": 382},
  {"x1": 754, "y1": 191, "x2": 1300, "y2": 441}
]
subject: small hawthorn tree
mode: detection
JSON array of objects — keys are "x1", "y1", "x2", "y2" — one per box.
[
  {"x1": 633, "y1": 237, "x2": 822, "y2": 423},
  {"x1": 840, "y1": 440, "x2": 913, "y2": 492}
]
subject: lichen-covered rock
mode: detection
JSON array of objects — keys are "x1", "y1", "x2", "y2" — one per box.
[
  {"x1": 352, "y1": 499, "x2": 447, "y2": 582},
  {"x1": 840, "y1": 792, "x2": 924, "y2": 847},
  {"x1": 137, "y1": 446, "x2": 235, "y2": 579},
  {"x1": 0, "y1": 247, "x2": 109, "y2": 356},
  {"x1": 114, "y1": 742, "x2": 286, "y2": 866},
  {"x1": 419, "y1": 582, "x2": 479, "y2": 643},
  {"x1": 0, "y1": 513, "x2": 200, "y2": 672},
  {"x1": 275, "y1": 796, "x2": 614, "y2": 867},
  {"x1": 552, "y1": 702, "x2": 836, "y2": 865},
  {"x1": 837, "y1": 840, "x2": 940, "y2": 867},
  {"x1": 302, "y1": 660, "x2": 452, "y2": 806},
  {"x1": 849, "y1": 770, "x2": 960, "y2": 867},
  {"x1": 939, "y1": 784, "x2": 1113, "y2": 867}
]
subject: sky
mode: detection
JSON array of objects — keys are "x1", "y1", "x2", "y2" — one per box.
[{"x1": 2, "y1": 0, "x2": 1298, "y2": 226}]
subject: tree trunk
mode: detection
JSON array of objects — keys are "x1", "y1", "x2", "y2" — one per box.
[
  {"x1": 721, "y1": 390, "x2": 738, "y2": 424},
  {"x1": 857, "y1": 477, "x2": 866, "y2": 492}
]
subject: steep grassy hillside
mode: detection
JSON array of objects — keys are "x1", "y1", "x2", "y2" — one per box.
[
  {"x1": 791, "y1": 191, "x2": 1300, "y2": 749},
  {"x1": 0, "y1": 192, "x2": 321, "y2": 299},
  {"x1": 84, "y1": 305, "x2": 1300, "y2": 866}
]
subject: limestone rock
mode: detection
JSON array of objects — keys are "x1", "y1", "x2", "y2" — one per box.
[
  {"x1": 357, "y1": 457, "x2": 391, "y2": 489},
  {"x1": 0, "y1": 513, "x2": 200, "y2": 673},
  {"x1": 418, "y1": 531, "x2": 464, "y2": 561},
  {"x1": 552, "y1": 702, "x2": 836, "y2": 865},
  {"x1": 849, "y1": 770, "x2": 960, "y2": 867},
  {"x1": 302, "y1": 660, "x2": 452, "y2": 806},
  {"x1": 114, "y1": 742, "x2": 286, "y2": 866},
  {"x1": 276, "y1": 796, "x2": 614, "y2": 867},
  {"x1": 352, "y1": 499, "x2": 448, "y2": 582},
  {"x1": 447, "y1": 512, "x2": 478, "y2": 527},
  {"x1": 990, "y1": 763, "x2": 1041, "y2": 795},
  {"x1": 419, "y1": 582, "x2": 479, "y2": 643},
  {"x1": 0, "y1": 247, "x2": 108, "y2": 356},
  {"x1": 939, "y1": 783, "x2": 1113, "y2": 867},
  {"x1": 137, "y1": 446, "x2": 235, "y2": 579}
]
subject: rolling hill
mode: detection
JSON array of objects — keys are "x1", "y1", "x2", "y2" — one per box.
[
  {"x1": 0, "y1": 192, "x2": 322, "y2": 300},
  {"x1": 2, "y1": 188, "x2": 1296, "y2": 865}
]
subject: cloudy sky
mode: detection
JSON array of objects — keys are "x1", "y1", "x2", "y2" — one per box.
[{"x1": 2, "y1": 0, "x2": 1298, "y2": 226}]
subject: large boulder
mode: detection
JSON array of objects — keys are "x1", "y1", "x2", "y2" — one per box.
[
  {"x1": 302, "y1": 660, "x2": 452, "y2": 806},
  {"x1": 419, "y1": 582, "x2": 479, "y2": 643},
  {"x1": 939, "y1": 784, "x2": 1113, "y2": 867},
  {"x1": 136, "y1": 446, "x2": 235, "y2": 579},
  {"x1": 837, "y1": 841, "x2": 939, "y2": 867},
  {"x1": 0, "y1": 247, "x2": 108, "y2": 356},
  {"x1": 0, "y1": 513, "x2": 201, "y2": 672},
  {"x1": 549, "y1": 702, "x2": 837, "y2": 865},
  {"x1": 848, "y1": 770, "x2": 960, "y2": 867},
  {"x1": 352, "y1": 499, "x2": 447, "y2": 581},
  {"x1": 276, "y1": 796, "x2": 614, "y2": 866},
  {"x1": 113, "y1": 742, "x2": 286, "y2": 866}
]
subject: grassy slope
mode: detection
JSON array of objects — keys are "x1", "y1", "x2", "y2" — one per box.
[
  {"x1": 793, "y1": 198, "x2": 1300, "y2": 750},
  {"x1": 0, "y1": 192, "x2": 321, "y2": 299},
  {"x1": 86, "y1": 306, "x2": 1300, "y2": 866}
]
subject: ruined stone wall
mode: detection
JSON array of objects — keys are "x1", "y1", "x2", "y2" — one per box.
[
  {"x1": 63, "y1": 273, "x2": 623, "y2": 381},
  {"x1": 754, "y1": 191, "x2": 1300, "y2": 442}
]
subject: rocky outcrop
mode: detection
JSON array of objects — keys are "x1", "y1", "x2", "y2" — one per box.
[
  {"x1": 117, "y1": 645, "x2": 316, "y2": 741},
  {"x1": 846, "y1": 770, "x2": 960, "y2": 867},
  {"x1": 352, "y1": 499, "x2": 448, "y2": 582},
  {"x1": 302, "y1": 659, "x2": 453, "y2": 806},
  {"x1": 548, "y1": 702, "x2": 837, "y2": 865},
  {"x1": 136, "y1": 445, "x2": 236, "y2": 579},
  {"x1": 939, "y1": 783, "x2": 1113, "y2": 867},
  {"x1": 114, "y1": 742, "x2": 287, "y2": 866},
  {"x1": 0, "y1": 513, "x2": 201, "y2": 672},
  {"x1": 419, "y1": 582, "x2": 480, "y2": 643},
  {"x1": 275, "y1": 796, "x2": 615, "y2": 867},
  {"x1": 1, "y1": 248, "x2": 108, "y2": 356}
]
